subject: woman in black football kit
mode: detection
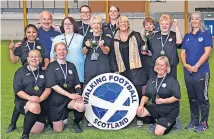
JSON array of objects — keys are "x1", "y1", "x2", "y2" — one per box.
[
  {"x1": 6, "y1": 24, "x2": 49, "y2": 133},
  {"x1": 82, "y1": 16, "x2": 112, "y2": 84},
  {"x1": 13, "y1": 50, "x2": 51, "y2": 139},
  {"x1": 46, "y1": 42, "x2": 85, "y2": 133},
  {"x1": 137, "y1": 56, "x2": 180, "y2": 136},
  {"x1": 148, "y1": 14, "x2": 182, "y2": 79},
  {"x1": 103, "y1": 5, "x2": 120, "y2": 38}
]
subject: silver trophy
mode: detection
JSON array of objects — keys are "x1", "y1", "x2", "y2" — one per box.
[
  {"x1": 90, "y1": 39, "x2": 99, "y2": 61},
  {"x1": 141, "y1": 30, "x2": 153, "y2": 51}
]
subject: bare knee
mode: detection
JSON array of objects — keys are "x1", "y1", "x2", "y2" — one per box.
[
  {"x1": 53, "y1": 126, "x2": 63, "y2": 133},
  {"x1": 28, "y1": 103, "x2": 41, "y2": 114},
  {"x1": 30, "y1": 122, "x2": 44, "y2": 134},
  {"x1": 53, "y1": 121, "x2": 64, "y2": 133},
  {"x1": 76, "y1": 104, "x2": 85, "y2": 112},
  {"x1": 154, "y1": 129, "x2": 164, "y2": 136}
]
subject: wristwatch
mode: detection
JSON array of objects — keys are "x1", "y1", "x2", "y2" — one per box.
[{"x1": 195, "y1": 63, "x2": 201, "y2": 68}]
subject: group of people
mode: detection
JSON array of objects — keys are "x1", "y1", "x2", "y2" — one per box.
[{"x1": 6, "y1": 4, "x2": 212, "y2": 139}]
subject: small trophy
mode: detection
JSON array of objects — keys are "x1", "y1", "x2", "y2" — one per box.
[
  {"x1": 141, "y1": 30, "x2": 153, "y2": 51},
  {"x1": 90, "y1": 39, "x2": 99, "y2": 61}
]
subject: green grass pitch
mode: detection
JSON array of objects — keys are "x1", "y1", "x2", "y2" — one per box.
[{"x1": 1, "y1": 40, "x2": 214, "y2": 139}]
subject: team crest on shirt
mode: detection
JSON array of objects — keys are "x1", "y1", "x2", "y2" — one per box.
[
  {"x1": 168, "y1": 38, "x2": 172, "y2": 42},
  {"x1": 83, "y1": 73, "x2": 139, "y2": 130},
  {"x1": 36, "y1": 46, "x2": 41, "y2": 49},
  {"x1": 162, "y1": 83, "x2": 167, "y2": 88},
  {"x1": 68, "y1": 70, "x2": 72, "y2": 74},
  {"x1": 198, "y1": 37, "x2": 203, "y2": 42},
  {"x1": 50, "y1": 37, "x2": 54, "y2": 41},
  {"x1": 39, "y1": 75, "x2": 44, "y2": 79},
  {"x1": 26, "y1": 73, "x2": 30, "y2": 76}
]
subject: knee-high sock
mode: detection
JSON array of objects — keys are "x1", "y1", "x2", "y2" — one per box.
[
  {"x1": 11, "y1": 106, "x2": 20, "y2": 125},
  {"x1": 22, "y1": 111, "x2": 38, "y2": 135},
  {"x1": 73, "y1": 110, "x2": 84, "y2": 124}
]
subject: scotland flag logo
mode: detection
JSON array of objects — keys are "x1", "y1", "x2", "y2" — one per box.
[{"x1": 83, "y1": 73, "x2": 139, "y2": 130}]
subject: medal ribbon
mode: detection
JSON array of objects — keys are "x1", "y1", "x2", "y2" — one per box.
[
  {"x1": 155, "y1": 75, "x2": 166, "y2": 93},
  {"x1": 26, "y1": 41, "x2": 35, "y2": 51},
  {"x1": 64, "y1": 33, "x2": 74, "y2": 48},
  {"x1": 58, "y1": 61, "x2": 67, "y2": 83},
  {"x1": 28, "y1": 66, "x2": 39, "y2": 85},
  {"x1": 160, "y1": 33, "x2": 170, "y2": 52},
  {"x1": 82, "y1": 22, "x2": 90, "y2": 37}
]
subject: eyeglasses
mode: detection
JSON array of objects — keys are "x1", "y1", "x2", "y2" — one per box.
[{"x1": 80, "y1": 11, "x2": 90, "y2": 14}]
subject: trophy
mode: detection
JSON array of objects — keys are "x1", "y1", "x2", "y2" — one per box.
[
  {"x1": 90, "y1": 39, "x2": 99, "y2": 61},
  {"x1": 141, "y1": 30, "x2": 153, "y2": 51}
]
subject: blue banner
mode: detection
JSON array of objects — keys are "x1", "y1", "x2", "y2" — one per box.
[{"x1": 205, "y1": 20, "x2": 214, "y2": 36}]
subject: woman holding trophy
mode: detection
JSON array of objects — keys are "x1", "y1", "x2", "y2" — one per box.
[
  {"x1": 82, "y1": 16, "x2": 112, "y2": 84},
  {"x1": 148, "y1": 14, "x2": 182, "y2": 79},
  {"x1": 137, "y1": 56, "x2": 180, "y2": 136}
]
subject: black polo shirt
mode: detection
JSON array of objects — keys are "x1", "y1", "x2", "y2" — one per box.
[
  {"x1": 102, "y1": 22, "x2": 118, "y2": 38},
  {"x1": 148, "y1": 31, "x2": 179, "y2": 66},
  {"x1": 46, "y1": 61, "x2": 80, "y2": 105},
  {"x1": 13, "y1": 65, "x2": 46, "y2": 103},
  {"x1": 83, "y1": 33, "x2": 112, "y2": 78},
  {"x1": 77, "y1": 21, "x2": 92, "y2": 37},
  {"x1": 145, "y1": 75, "x2": 180, "y2": 112},
  {"x1": 14, "y1": 41, "x2": 49, "y2": 66}
]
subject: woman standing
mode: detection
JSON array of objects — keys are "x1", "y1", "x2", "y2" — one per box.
[
  {"x1": 77, "y1": 5, "x2": 92, "y2": 37},
  {"x1": 82, "y1": 16, "x2": 112, "y2": 84},
  {"x1": 50, "y1": 17, "x2": 85, "y2": 85},
  {"x1": 137, "y1": 56, "x2": 180, "y2": 136},
  {"x1": 110, "y1": 16, "x2": 147, "y2": 126},
  {"x1": 47, "y1": 42, "x2": 85, "y2": 133},
  {"x1": 14, "y1": 50, "x2": 51, "y2": 139},
  {"x1": 103, "y1": 5, "x2": 120, "y2": 38},
  {"x1": 148, "y1": 14, "x2": 182, "y2": 79},
  {"x1": 181, "y1": 11, "x2": 212, "y2": 133}
]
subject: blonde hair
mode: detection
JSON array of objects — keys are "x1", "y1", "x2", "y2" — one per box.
[
  {"x1": 155, "y1": 56, "x2": 171, "y2": 73},
  {"x1": 54, "y1": 42, "x2": 68, "y2": 53},
  {"x1": 188, "y1": 11, "x2": 206, "y2": 33},
  {"x1": 90, "y1": 16, "x2": 103, "y2": 26},
  {"x1": 159, "y1": 14, "x2": 173, "y2": 26},
  {"x1": 27, "y1": 50, "x2": 42, "y2": 63},
  {"x1": 28, "y1": 49, "x2": 41, "y2": 58}
]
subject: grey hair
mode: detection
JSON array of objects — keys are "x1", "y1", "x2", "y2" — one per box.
[{"x1": 188, "y1": 11, "x2": 206, "y2": 33}]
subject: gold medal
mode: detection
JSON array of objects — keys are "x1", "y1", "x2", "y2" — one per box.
[
  {"x1": 63, "y1": 83, "x2": 68, "y2": 88},
  {"x1": 34, "y1": 85, "x2": 39, "y2": 91}
]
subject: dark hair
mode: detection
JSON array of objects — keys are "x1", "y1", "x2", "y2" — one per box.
[
  {"x1": 79, "y1": 5, "x2": 91, "y2": 12},
  {"x1": 60, "y1": 17, "x2": 78, "y2": 34},
  {"x1": 108, "y1": 5, "x2": 120, "y2": 13},
  {"x1": 108, "y1": 5, "x2": 120, "y2": 21},
  {"x1": 22, "y1": 24, "x2": 38, "y2": 43},
  {"x1": 143, "y1": 17, "x2": 155, "y2": 27}
]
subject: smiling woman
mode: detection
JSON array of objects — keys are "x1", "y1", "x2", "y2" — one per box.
[{"x1": 12, "y1": 50, "x2": 51, "y2": 139}]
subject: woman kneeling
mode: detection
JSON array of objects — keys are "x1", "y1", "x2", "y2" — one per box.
[
  {"x1": 14, "y1": 50, "x2": 51, "y2": 139},
  {"x1": 46, "y1": 42, "x2": 85, "y2": 133},
  {"x1": 136, "y1": 56, "x2": 180, "y2": 136}
]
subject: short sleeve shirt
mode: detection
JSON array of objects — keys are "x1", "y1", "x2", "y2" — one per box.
[
  {"x1": 14, "y1": 41, "x2": 49, "y2": 66},
  {"x1": 13, "y1": 65, "x2": 46, "y2": 103},
  {"x1": 83, "y1": 33, "x2": 112, "y2": 77},
  {"x1": 145, "y1": 75, "x2": 180, "y2": 112},
  {"x1": 181, "y1": 30, "x2": 213, "y2": 74}
]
